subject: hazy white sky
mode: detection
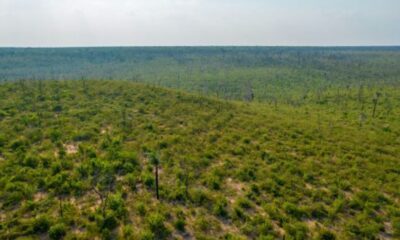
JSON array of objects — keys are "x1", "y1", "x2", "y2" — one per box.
[{"x1": 1, "y1": 0, "x2": 399, "y2": 47}]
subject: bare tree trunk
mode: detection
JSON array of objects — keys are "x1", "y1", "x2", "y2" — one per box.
[
  {"x1": 184, "y1": 173, "x2": 189, "y2": 199},
  {"x1": 102, "y1": 195, "x2": 108, "y2": 217},
  {"x1": 372, "y1": 100, "x2": 378, "y2": 117},
  {"x1": 59, "y1": 197, "x2": 63, "y2": 217},
  {"x1": 155, "y1": 165, "x2": 159, "y2": 200},
  {"x1": 92, "y1": 187, "x2": 106, "y2": 217}
]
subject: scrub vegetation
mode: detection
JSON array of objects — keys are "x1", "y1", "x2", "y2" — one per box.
[
  {"x1": 0, "y1": 47, "x2": 399, "y2": 239},
  {"x1": 1, "y1": 47, "x2": 400, "y2": 102}
]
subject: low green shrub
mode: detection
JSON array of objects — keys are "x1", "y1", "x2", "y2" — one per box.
[
  {"x1": 284, "y1": 222, "x2": 308, "y2": 240},
  {"x1": 146, "y1": 213, "x2": 170, "y2": 239},
  {"x1": 213, "y1": 197, "x2": 228, "y2": 218},
  {"x1": 32, "y1": 216, "x2": 52, "y2": 233},
  {"x1": 283, "y1": 202, "x2": 307, "y2": 219},
  {"x1": 317, "y1": 229, "x2": 336, "y2": 240},
  {"x1": 174, "y1": 217, "x2": 186, "y2": 232},
  {"x1": 48, "y1": 223, "x2": 67, "y2": 240}
]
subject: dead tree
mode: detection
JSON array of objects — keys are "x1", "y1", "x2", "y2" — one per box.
[
  {"x1": 372, "y1": 92, "x2": 381, "y2": 118},
  {"x1": 90, "y1": 162, "x2": 115, "y2": 217},
  {"x1": 149, "y1": 152, "x2": 160, "y2": 200},
  {"x1": 179, "y1": 159, "x2": 193, "y2": 200},
  {"x1": 357, "y1": 84, "x2": 364, "y2": 110},
  {"x1": 244, "y1": 81, "x2": 254, "y2": 102},
  {"x1": 359, "y1": 112, "x2": 367, "y2": 127}
]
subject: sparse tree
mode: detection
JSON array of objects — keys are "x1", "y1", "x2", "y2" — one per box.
[
  {"x1": 90, "y1": 160, "x2": 116, "y2": 217},
  {"x1": 359, "y1": 112, "x2": 367, "y2": 127},
  {"x1": 179, "y1": 158, "x2": 193, "y2": 200},
  {"x1": 357, "y1": 84, "x2": 364, "y2": 109},
  {"x1": 372, "y1": 92, "x2": 381, "y2": 118},
  {"x1": 51, "y1": 172, "x2": 71, "y2": 218},
  {"x1": 148, "y1": 152, "x2": 160, "y2": 200},
  {"x1": 244, "y1": 81, "x2": 254, "y2": 102}
]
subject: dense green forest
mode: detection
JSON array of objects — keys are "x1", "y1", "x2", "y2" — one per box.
[
  {"x1": 1, "y1": 47, "x2": 400, "y2": 102},
  {"x1": 0, "y1": 79, "x2": 399, "y2": 239},
  {"x1": 0, "y1": 47, "x2": 400, "y2": 239}
]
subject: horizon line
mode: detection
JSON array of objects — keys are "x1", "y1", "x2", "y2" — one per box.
[{"x1": 1, "y1": 44, "x2": 400, "y2": 49}]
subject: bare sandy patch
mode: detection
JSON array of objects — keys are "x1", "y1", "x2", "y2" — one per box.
[
  {"x1": 379, "y1": 221, "x2": 393, "y2": 239},
  {"x1": 305, "y1": 183, "x2": 314, "y2": 190},
  {"x1": 34, "y1": 192, "x2": 48, "y2": 201},
  {"x1": 305, "y1": 219, "x2": 318, "y2": 230},
  {"x1": 226, "y1": 177, "x2": 246, "y2": 204},
  {"x1": 72, "y1": 226, "x2": 86, "y2": 237},
  {"x1": 0, "y1": 212, "x2": 6, "y2": 222},
  {"x1": 226, "y1": 178, "x2": 245, "y2": 192},
  {"x1": 64, "y1": 143, "x2": 78, "y2": 154},
  {"x1": 101, "y1": 125, "x2": 112, "y2": 134}
]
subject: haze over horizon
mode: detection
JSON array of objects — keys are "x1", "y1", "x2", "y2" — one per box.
[{"x1": 1, "y1": 0, "x2": 400, "y2": 47}]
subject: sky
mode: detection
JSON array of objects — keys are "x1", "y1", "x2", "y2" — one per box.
[{"x1": 0, "y1": 0, "x2": 399, "y2": 47}]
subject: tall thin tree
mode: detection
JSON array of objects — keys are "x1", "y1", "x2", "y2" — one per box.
[
  {"x1": 149, "y1": 152, "x2": 160, "y2": 200},
  {"x1": 372, "y1": 92, "x2": 381, "y2": 118}
]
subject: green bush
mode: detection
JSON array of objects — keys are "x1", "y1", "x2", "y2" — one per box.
[
  {"x1": 3, "y1": 182, "x2": 33, "y2": 207},
  {"x1": 139, "y1": 230, "x2": 155, "y2": 240},
  {"x1": 232, "y1": 206, "x2": 247, "y2": 221},
  {"x1": 257, "y1": 235, "x2": 275, "y2": 240},
  {"x1": 241, "y1": 215, "x2": 274, "y2": 237},
  {"x1": 122, "y1": 225, "x2": 134, "y2": 238},
  {"x1": 174, "y1": 218, "x2": 186, "y2": 232},
  {"x1": 258, "y1": 223, "x2": 274, "y2": 237},
  {"x1": 72, "y1": 129, "x2": 95, "y2": 142},
  {"x1": 213, "y1": 197, "x2": 228, "y2": 218},
  {"x1": 32, "y1": 216, "x2": 51, "y2": 233},
  {"x1": 190, "y1": 188, "x2": 211, "y2": 207},
  {"x1": 237, "y1": 197, "x2": 252, "y2": 209},
  {"x1": 309, "y1": 203, "x2": 328, "y2": 219},
  {"x1": 0, "y1": 110, "x2": 7, "y2": 120},
  {"x1": 136, "y1": 202, "x2": 147, "y2": 216},
  {"x1": 142, "y1": 173, "x2": 155, "y2": 188},
  {"x1": 393, "y1": 217, "x2": 400, "y2": 237},
  {"x1": 283, "y1": 202, "x2": 307, "y2": 219},
  {"x1": 108, "y1": 194, "x2": 127, "y2": 219},
  {"x1": 118, "y1": 151, "x2": 139, "y2": 166},
  {"x1": 194, "y1": 216, "x2": 212, "y2": 232},
  {"x1": 125, "y1": 173, "x2": 137, "y2": 191},
  {"x1": 53, "y1": 105, "x2": 63, "y2": 112},
  {"x1": 317, "y1": 229, "x2": 336, "y2": 240},
  {"x1": 49, "y1": 129, "x2": 62, "y2": 142},
  {"x1": 23, "y1": 155, "x2": 39, "y2": 168},
  {"x1": 48, "y1": 223, "x2": 67, "y2": 240},
  {"x1": 167, "y1": 186, "x2": 186, "y2": 202},
  {"x1": 146, "y1": 213, "x2": 170, "y2": 239},
  {"x1": 10, "y1": 138, "x2": 27, "y2": 151},
  {"x1": 237, "y1": 167, "x2": 257, "y2": 182},
  {"x1": 345, "y1": 220, "x2": 382, "y2": 239},
  {"x1": 284, "y1": 222, "x2": 308, "y2": 240},
  {"x1": 101, "y1": 228, "x2": 112, "y2": 240},
  {"x1": 101, "y1": 213, "x2": 119, "y2": 230},
  {"x1": 0, "y1": 134, "x2": 6, "y2": 147}
]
